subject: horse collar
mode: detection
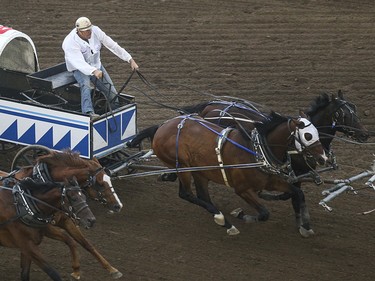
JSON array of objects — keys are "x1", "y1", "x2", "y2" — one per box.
[
  {"x1": 251, "y1": 128, "x2": 297, "y2": 183},
  {"x1": 33, "y1": 162, "x2": 53, "y2": 183},
  {"x1": 12, "y1": 181, "x2": 54, "y2": 227}
]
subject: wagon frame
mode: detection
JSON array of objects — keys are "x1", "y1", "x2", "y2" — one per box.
[{"x1": 0, "y1": 25, "x2": 140, "y2": 172}]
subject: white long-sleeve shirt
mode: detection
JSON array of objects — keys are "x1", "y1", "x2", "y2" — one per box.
[{"x1": 62, "y1": 26, "x2": 132, "y2": 75}]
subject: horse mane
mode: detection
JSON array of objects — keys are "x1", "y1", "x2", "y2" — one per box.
[
  {"x1": 19, "y1": 177, "x2": 59, "y2": 194},
  {"x1": 255, "y1": 111, "x2": 288, "y2": 136},
  {"x1": 305, "y1": 93, "x2": 331, "y2": 116},
  {"x1": 180, "y1": 101, "x2": 210, "y2": 114},
  {"x1": 38, "y1": 149, "x2": 93, "y2": 168}
]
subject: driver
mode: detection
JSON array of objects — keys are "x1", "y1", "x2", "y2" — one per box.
[{"x1": 62, "y1": 17, "x2": 139, "y2": 118}]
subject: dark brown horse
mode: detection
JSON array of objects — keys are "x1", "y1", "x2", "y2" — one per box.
[
  {"x1": 0, "y1": 177, "x2": 95, "y2": 281},
  {"x1": 136, "y1": 112, "x2": 327, "y2": 236},
  {"x1": 2, "y1": 150, "x2": 123, "y2": 280}
]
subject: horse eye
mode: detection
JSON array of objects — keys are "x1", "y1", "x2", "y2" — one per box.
[{"x1": 304, "y1": 132, "x2": 313, "y2": 142}]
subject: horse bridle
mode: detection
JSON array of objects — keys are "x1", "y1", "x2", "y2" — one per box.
[
  {"x1": 82, "y1": 166, "x2": 116, "y2": 205},
  {"x1": 331, "y1": 100, "x2": 359, "y2": 137},
  {"x1": 61, "y1": 181, "x2": 91, "y2": 222},
  {"x1": 288, "y1": 118, "x2": 322, "y2": 166}
]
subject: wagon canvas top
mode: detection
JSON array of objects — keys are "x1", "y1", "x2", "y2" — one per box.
[{"x1": 0, "y1": 25, "x2": 39, "y2": 73}]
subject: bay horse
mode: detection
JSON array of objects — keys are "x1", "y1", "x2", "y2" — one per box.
[
  {"x1": 2, "y1": 150, "x2": 123, "y2": 280},
  {"x1": 178, "y1": 90, "x2": 369, "y2": 206},
  {"x1": 181, "y1": 90, "x2": 369, "y2": 152},
  {"x1": 135, "y1": 112, "x2": 327, "y2": 236},
  {"x1": 0, "y1": 177, "x2": 95, "y2": 281}
]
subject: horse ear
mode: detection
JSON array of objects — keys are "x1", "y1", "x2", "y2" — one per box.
[
  {"x1": 299, "y1": 110, "x2": 307, "y2": 118},
  {"x1": 66, "y1": 176, "x2": 78, "y2": 186},
  {"x1": 338, "y1": 89, "x2": 344, "y2": 99}
]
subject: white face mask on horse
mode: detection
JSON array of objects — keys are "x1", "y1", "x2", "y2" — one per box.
[{"x1": 294, "y1": 118, "x2": 320, "y2": 152}]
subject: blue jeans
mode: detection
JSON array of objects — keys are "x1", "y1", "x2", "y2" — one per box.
[{"x1": 73, "y1": 65, "x2": 119, "y2": 114}]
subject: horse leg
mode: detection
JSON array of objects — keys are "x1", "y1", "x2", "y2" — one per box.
[
  {"x1": 20, "y1": 245, "x2": 62, "y2": 281},
  {"x1": 20, "y1": 253, "x2": 31, "y2": 281},
  {"x1": 232, "y1": 188, "x2": 270, "y2": 223},
  {"x1": 57, "y1": 218, "x2": 123, "y2": 279},
  {"x1": 290, "y1": 185, "x2": 315, "y2": 238},
  {"x1": 258, "y1": 191, "x2": 292, "y2": 201},
  {"x1": 43, "y1": 225, "x2": 81, "y2": 280},
  {"x1": 178, "y1": 173, "x2": 239, "y2": 235},
  {"x1": 232, "y1": 191, "x2": 289, "y2": 220}
]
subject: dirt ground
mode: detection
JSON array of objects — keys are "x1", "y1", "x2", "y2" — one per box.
[{"x1": 1, "y1": 0, "x2": 375, "y2": 280}]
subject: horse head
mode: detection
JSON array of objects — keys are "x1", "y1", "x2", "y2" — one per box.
[
  {"x1": 36, "y1": 151, "x2": 123, "y2": 213},
  {"x1": 333, "y1": 90, "x2": 369, "y2": 142},
  {"x1": 16, "y1": 177, "x2": 96, "y2": 229},
  {"x1": 257, "y1": 112, "x2": 327, "y2": 167},
  {"x1": 307, "y1": 91, "x2": 369, "y2": 146},
  {"x1": 292, "y1": 117, "x2": 327, "y2": 167},
  {"x1": 84, "y1": 157, "x2": 123, "y2": 213},
  {"x1": 61, "y1": 177, "x2": 96, "y2": 229}
]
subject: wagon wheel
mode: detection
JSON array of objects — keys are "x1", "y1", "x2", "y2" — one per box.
[
  {"x1": 0, "y1": 141, "x2": 20, "y2": 153},
  {"x1": 11, "y1": 145, "x2": 51, "y2": 170}
]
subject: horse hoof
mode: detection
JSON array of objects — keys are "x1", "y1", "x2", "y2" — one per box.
[
  {"x1": 230, "y1": 208, "x2": 243, "y2": 218},
  {"x1": 111, "y1": 271, "x2": 123, "y2": 279},
  {"x1": 157, "y1": 173, "x2": 177, "y2": 182},
  {"x1": 70, "y1": 273, "x2": 81, "y2": 280},
  {"x1": 243, "y1": 215, "x2": 258, "y2": 223},
  {"x1": 299, "y1": 226, "x2": 315, "y2": 238},
  {"x1": 214, "y1": 212, "x2": 225, "y2": 226},
  {"x1": 227, "y1": 225, "x2": 240, "y2": 235}
]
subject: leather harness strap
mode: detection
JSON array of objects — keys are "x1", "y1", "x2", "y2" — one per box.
[{"x1": 215, "y1": 127, "x2": 233, "y2": 187}]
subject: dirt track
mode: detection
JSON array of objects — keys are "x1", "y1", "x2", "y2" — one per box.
[{"x1": 1, "y1": 1, "x2": 375, "y2": 280}]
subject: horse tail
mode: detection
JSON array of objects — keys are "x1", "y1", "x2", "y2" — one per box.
[
  {"x1": 127, "y1": 125, "x2": 160, "y2": 148},
  {"x1": 179, "y1": 101, "x2": 210, "y2": 115}
]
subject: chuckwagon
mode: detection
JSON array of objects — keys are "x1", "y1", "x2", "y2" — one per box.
[
  {"x1": 0, "y1": 24, "x2": 373, "y2": 220},
  {"x1": 0, "y1": 24, "x2": 140, "y2": 171}
]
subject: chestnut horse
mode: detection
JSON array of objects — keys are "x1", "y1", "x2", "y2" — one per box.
[
  {"x1": 0, "y1": 177, "x2": 95, "y2": 281},
  {"x1": 2, "y1": 150, "x2": 123, "y2": 280},
  {"x1": 136, "y1": 112, "x2": 327, "y2": 236}
]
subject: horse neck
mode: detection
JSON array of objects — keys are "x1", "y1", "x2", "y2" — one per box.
[
  {"x1": 50, "y1": 165, "x2": 91, "y2": 185},
  {"x1": 16, "y1": 167, "x2": 33, "y2": 180},
  {"x1": 264, "y1": 121, "x2": 293, "y2": 161},
  {"x1": 32, "y1": 188, "x2": 62, "y2": 215}
]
